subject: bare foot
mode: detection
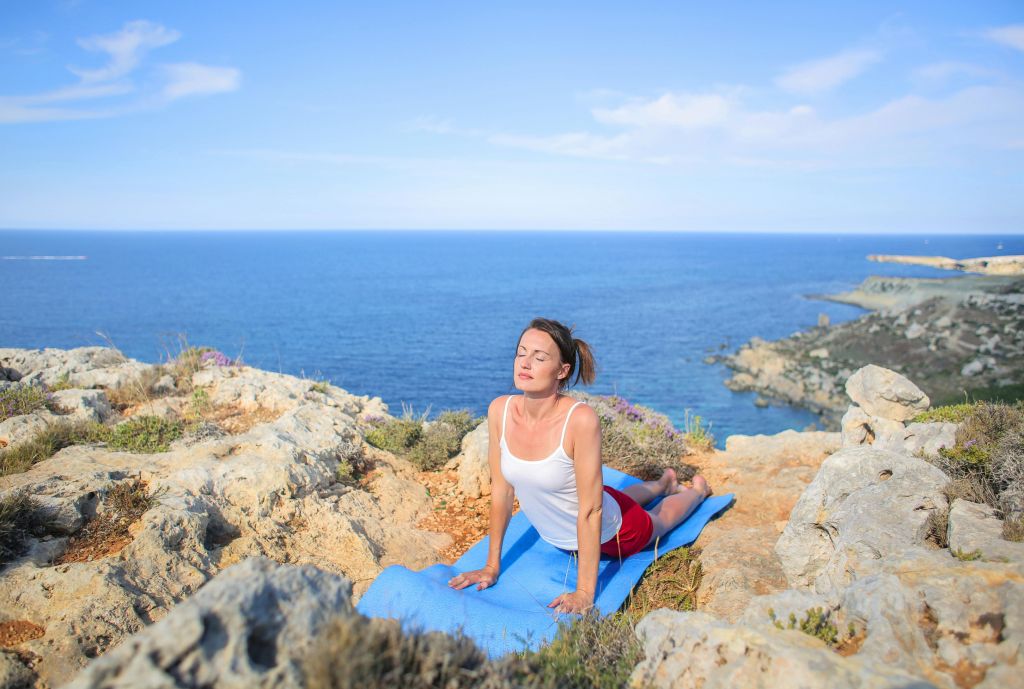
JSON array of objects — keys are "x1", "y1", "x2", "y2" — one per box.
[
  {"x1": 658, "y1": 467, "x2": 679, "y2": 496},
  {"x1": 691, "y1": 474, "x2": 712, "y2": 499}
]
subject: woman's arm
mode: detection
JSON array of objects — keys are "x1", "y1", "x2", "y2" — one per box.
[
  {"x1": 448, "y1": 396, "x2": 515, "y2": 590},
  {"x1": 549, "y1": 405, "x2": 603, "y2": 613}
]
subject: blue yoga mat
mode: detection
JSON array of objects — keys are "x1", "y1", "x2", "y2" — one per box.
[{"x1": 356, "y1": 466, "x2": 733, "y2": 657}]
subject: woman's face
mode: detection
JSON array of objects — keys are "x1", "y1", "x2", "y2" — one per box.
[{"x1": 514, "y1": 328, "x2": 570, "y2": 393}]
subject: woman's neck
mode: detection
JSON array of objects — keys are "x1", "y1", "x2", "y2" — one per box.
[{"x1": 519, "y1": 391, "x2": 563, "y2": 425}]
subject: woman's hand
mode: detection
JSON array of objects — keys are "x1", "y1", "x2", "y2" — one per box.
[
  {"x1": 448, "y1": 566, "x2": 499, "y2": 591},
  {"x1": 548, "y1": 589, "x2": 594, "y2": 614}
]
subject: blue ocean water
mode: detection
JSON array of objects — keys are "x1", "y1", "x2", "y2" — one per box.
[{"x1": 2, "y1": 230, "x2": 1021, "y2": 446}]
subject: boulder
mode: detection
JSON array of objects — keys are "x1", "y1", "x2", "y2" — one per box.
[
  {"x1": 947, "y1": 499, "x2": 1024, "y2": 564},
  {"x1": 50, "y1": 389, "x2": 113, "y2": 423},
  {"x1": 774, "y1": 446, "x2": 949, "y2": 602},
  {"x1": 903, "y1": 422, "x2": 957, "y2": 459},
  {"x1": 841, "y1": 405, "x2": 873, "y2": 447},
  {"x1": 845, "y1": 364, "x2": 930, "y2": 421},
  {"x1": 456, "y1": 421, "x2": 490, "y2": 499},
  {"x1": 65, "y1": 557, "x2": 352, "y2": 689},
  {"x1": 630, "y1": 609, "x2": 928, "y2": 689}
]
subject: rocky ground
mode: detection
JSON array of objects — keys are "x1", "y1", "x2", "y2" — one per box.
[
  {"x1": 867, "y1": 254, "x2": 1024, "y2": 276},
  {"x1": 0, "y1": 347, "x2": 448, "y2": 687},
  {"x1": 1, "y1": 347, "x2": 1021, "y2": 689},
  {"x1": 711, "y1": 273, "x2": 1024, "y2": 427}
]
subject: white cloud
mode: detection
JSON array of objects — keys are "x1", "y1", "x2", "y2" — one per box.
[
  {"x1": 70, "y1": 20, "x2": 180, "y2": 83},
  {"x1": 776, "y1": 49, "x2": 881, "y2": 94},
  {"x1": 986, "y1": 24, "x2": 1024, "y2": 52},
  {"x1": 160, "y1": 63, "x2": 240, "y2": 100},
  {"x1": 1, "y1": 20, "x2": 238, "y2": 124},
  {"x1": 913, "y1": 61, "x2": 992, "y2": 82},
  {"x1": 592, "y1": 92, "x2": 733, "y2": 128}
]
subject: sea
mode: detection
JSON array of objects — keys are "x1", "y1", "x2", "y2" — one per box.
[{"x1": 2, "y1": 230, "x2": 1022, "y2": 447}]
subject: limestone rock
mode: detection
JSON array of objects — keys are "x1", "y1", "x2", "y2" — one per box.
[
  {"x1": 903, "y1": 422, "x2": 958, "y2": 459},
  {"x1": 841, "y1": 405, "x2": 873, "y2": 447},
  {"x1": 631, "y1": 609, "x2": 928, "y2": 689},
  {"x1": 845, "y1": 364, "x2": 930, "y2": 421},
  {"x1": 50, "y1": 389, "x2": 113, "y2": 423},
  {"x1": 738, "y1": 589, "x2": 833, "y2": 628},
  {"x1": 65, "y1": 557, "x2": 352, "y2": 689},
  {"x1": 774, "y1": 446, "x2": 949, "y2": 602},
  {"x1": 947, "y1": 499, "x2": 1024, "y2": 564},
  {"x1": 456, "y1": 421, "x2": 491, "y2": 499},
  {"x1": 0, "y1": 650, "x2": 35, "y2": 689}
]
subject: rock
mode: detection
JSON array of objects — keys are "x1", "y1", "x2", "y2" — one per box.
[
  {"x1": 868, "y1": 415, "x2": 910, "y2": 453},
  {"x1": 906, "y1": 323, "x2": 926, "y2": 339},
  {"x1": 903, "y1": 422, "x2": 957, "y2": 458},
  {"x1": 697, "y1": 525, "x2": 789, "y2": 622},
  {"x1": 738, "y1": 589, "x2": 833, "y2": 628},
  {"x1": 0, "y1": 650, "x2": 35, "y2": 689},
  {"x1": 961, "y1": 358, "x2": 985, "y2": 377},
  {"x1": 723, "y1": 430, "x2": 841, "y2": 466},
  {"x1": 50, "y1": 389, "x2": 113, "y2": 423},
  {"x1": 456, "y1": 422, "x2": 490, "y2": 499},
  {"x1": 845, "y1": 365, "x2": 930, "y2": 422},
  {"x1": 841, "y1": 405, "x2": 873, "y2": 447},
  {"x1": 65, "y1": 557, "x2": 352, "y2": 689},
  {"x1": 0, "y1": 409, "x2": 59, "y2": 449},
  {"x1": 0, "y1": 347, "x2": 441, "y2": 687},
  {"x1": 809, "y1": 347, "x2": 829, "y2": 358},
  {"x1": 630, "y1": 609, "x2": 928, "y2": 689},
  {"x1": 947, "y1": 499, "x2": 1024, "y2": 564},
  {"x1": 753, "y1": 396, "x2": 769, "y2": 408},
  {"x1": 774, "y1": 446, "x2": 949, "y2": 602}
]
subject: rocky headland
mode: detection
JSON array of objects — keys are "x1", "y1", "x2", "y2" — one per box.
[
  {"x1": 868, "y1": 254, "x2": 1024, "y2": 276},
  {"x1": 712, "y1": 269, "x2": 1024, "y2": 427},
  {"x1": 0, "y1": 347, "x2": 1021, "y2": 689}
]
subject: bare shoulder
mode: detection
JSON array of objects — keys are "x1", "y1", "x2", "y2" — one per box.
[
  {"x1": 487, "y1": 395, "x2": 512, "y2": 422},
  {"x1": 567, "y1": 400, "x2": 600, "y2": 433}
]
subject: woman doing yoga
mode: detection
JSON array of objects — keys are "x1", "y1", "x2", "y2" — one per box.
[{"x1": 447, "y1": 317, "x2": 712, "y2": 614}]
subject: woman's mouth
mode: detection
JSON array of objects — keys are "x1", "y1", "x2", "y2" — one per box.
[{"x1": 518, "y1": 373, "x2": 532, "y2": 379}]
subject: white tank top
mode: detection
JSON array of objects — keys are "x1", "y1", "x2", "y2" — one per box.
[{"x1": 499, "y1": 395, "x2": 622, "y2": 550}]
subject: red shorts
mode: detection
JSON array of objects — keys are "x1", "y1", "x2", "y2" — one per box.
[{"x1": 600, "y1": 485, "x2": 654, "y2": 559}]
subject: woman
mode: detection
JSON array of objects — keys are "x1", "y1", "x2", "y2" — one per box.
[{"x1": 447, "y1": 317, "x2": 712, "y2": 614}]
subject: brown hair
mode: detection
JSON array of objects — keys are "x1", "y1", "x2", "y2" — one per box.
[{"x1": 517, "y1": 317, "x2": 597, "y2": 390}]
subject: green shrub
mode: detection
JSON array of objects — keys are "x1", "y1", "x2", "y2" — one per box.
[
  {"x1": 768, "y1": 607, "x2": 856, "y2": 648},
  {"x1": 682, "y1": 409, "x2": 715, "y2": 452},
  {"x1": 953, "y1": 547, "x2": 982, "y2": 562},
  {"x1": 366, "y1": 419, "x2": 422, "y2": 454},
  {"x1": 911, "y1": 402, "x2": 978, "y2": 424},
  {"x1": 311, "y1": 380, "x2": 330, "y2": 394},
  {"x1": 364, "y1": 409, "x2": 483, "y2": 472},
  {"x1": 0, "y1": 419, "x2": 106, "y2": 476},
  {"x1": 106, "y1": 416, "x2": 183, "y2": 453},
  {"x1": 0, "y1": 383, "x2": 62, "y2": 422},
  {"x1": 48, "y1": 372, "x2": 74, "y2": 392},
  {"x1": 187, "y1": 388, "x2": 212, "y2": 420}
]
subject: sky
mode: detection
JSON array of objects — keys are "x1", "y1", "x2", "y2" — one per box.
[{"x1": 1, "y1": 1, "x2": 1023, "y2": 233}]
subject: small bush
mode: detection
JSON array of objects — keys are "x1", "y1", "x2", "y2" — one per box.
[
  {"x1": 768, "y1": 607, "x2": 856, "y2": 649},
  {"x1": 0, "y1": 383, "x2": 61, "y2": 422},
  {"x1": 311, "y1": 380, "x2": 330, "y2": 394},
  {"x1": 303, "y1": 614, "x2": 536, "y2": 689},
  {"x1": 366, "y1": 419, "x2": 422, "y2": 454},
  {"x1": 106, "y1": 416, "x2": 183, "y2": 453},
  {"x1": 56, "y1": 478, "x2": 154, "y2": 564},
  {"x1": 575, "y1": 392, "x2": 694, "y2": 481},
  {"x1": 47, "y1": 372, "x2": 74, "y2": 392},
  {"x1": 953, "y1": 547, "x2": 982, "y2": 562},
  {"x1": 0, "y1": 491, "x2": 48, "y2": 566},
  {"x1": 926, "y1": 401, "x2": 1024, "y2": 526},
  {"x1": 624, "y1": 546, "x2": 702, "y2": 619},
  {"x1": 1003, "y1": 516, "x2": 1024, "y2": 542},
  {"x1": 106, "y1": 366, "x2": 171, "y2": 410},
  {"x1": 912, "y1": 403, "x2": 977, "y2": 424},
  {"x1": 525, "y1": 611, "x2": 644, "y2": 689},
  {"x1": 187, "y1": 388, "x2": 212, "y2": 421},
  {"x1": 682, "y1": 409, "x2": 715, "y2": 452},
  {"x1": 0, "y1": 419, "x2": 106, "y2": 476},
  {"x1": 335, "y1": 441, "x2": 373, "y2": 486}
]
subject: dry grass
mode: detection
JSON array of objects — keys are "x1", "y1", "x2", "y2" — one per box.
[
  {"x1": 0, "y1": 491, "x2": 51, "y2": 567},
  {"x1": 623, "y1": 546, "x2": 703, "y2": 619},
  {"x1": 303, "y1": 615, "x2": 537, "y2": 689},
  {"x1": 55, "y1": 478, "x2": 154, "y2": 564},
  {"x1": 0, "y1": 419, "x2": 105, "y2": 476}
]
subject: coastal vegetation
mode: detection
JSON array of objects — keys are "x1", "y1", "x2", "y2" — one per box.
[
  {"x1": 920, "y1": 399, "x2": 1024, "y2": 542},
  {"x1": 365, "y1": 407, "x2": 483, "y2": 471},
  {"x1": 0, "y1": 491, "x2": 48, "y2": 567},
  {"x1": 0, "y1": 382, "x2": 62, "y2": 421}
]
